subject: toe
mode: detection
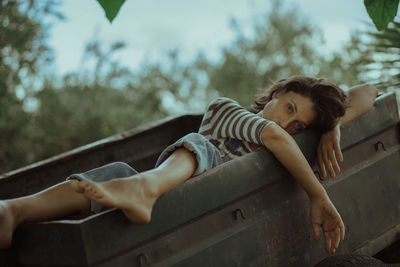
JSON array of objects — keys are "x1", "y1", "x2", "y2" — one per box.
[{"x1": 69, "y1": 180, "x2": 85, "y2": 193}]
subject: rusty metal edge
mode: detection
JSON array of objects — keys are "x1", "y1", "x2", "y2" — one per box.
[
  {"x1": 340, "y1": 92, "x2": 399, "y2": 149},
  {"x1": 353, "y1": 224, "x2": 400, "y2": 256},
  {"x1": 0, "y1": 113, "x2": 202, "y2": 181}
]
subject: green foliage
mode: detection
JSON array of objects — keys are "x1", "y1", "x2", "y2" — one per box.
[
  {"x1": 0, "y1": 1, "x2": 165, "y2": 174},
  {"x1": 26, "y1": 40, "x2": 167, "y2": 170},
  {"x1": 0, "y1": 0, "x2": 62, "y2": 173},
  {"x1": 205, "y1": 4, "x2": 324, "y2": 106},
  {"x1": 1, "y1": 0, "x2": 373, "y2": 174},
  {"x1": 364, "y1": 0, "x2": 399, "y2": 31},
  {"x1": 202, "y1": 3, "x2": 366, "y2": 106},
  {"x1": 360, "y1": 20, "x2": 400, "y2": 91},
  {"x1": 96, "y1": 0, "x2": 126, "y2": 23},
  {"x1": 30, "y1": 83, "x2": 165, "y2": 161}
]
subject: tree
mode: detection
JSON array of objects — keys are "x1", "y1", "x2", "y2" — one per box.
[
  {"x1": 26, "y1": 40, "x2": 168, "y2": 169},
  {"x1": 0, "y1": 0, "x2": 62, "y2": 173},
  {"x1": 201, "y1": 2, "x2": 368, "y2": 107},
  {"x1": 361, "y1": 21, "x2": 400, "y2": 91},
  {"x1": 1, "y1": 0, "x2": 371, "y2": 174}
]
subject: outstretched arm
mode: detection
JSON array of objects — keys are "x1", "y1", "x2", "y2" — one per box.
[
  {"x1": 262, "y1": 124, "x2": 345, "y2": 254},
  {"x1": 339, "y1": 84, "x2": 379, "y2": 126},
  {"x1": 318, "y1": 84, "x2": 378, "y2": 178}
]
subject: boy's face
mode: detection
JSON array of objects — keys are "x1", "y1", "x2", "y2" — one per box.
[{"x1": 258, "y1": 90, "x2": 316, "y2": 135}]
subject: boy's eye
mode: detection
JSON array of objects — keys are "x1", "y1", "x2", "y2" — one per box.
[{"x1": 287, "y1": 104, "x2": 293, "y2": 112}]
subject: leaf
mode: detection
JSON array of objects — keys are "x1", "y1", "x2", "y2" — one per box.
[
  {"x1": 96, "y1": 0, "x2": 126, "y2": 23},
  {"x1": 364, "y1": 0, "x2": 400, "y2": 31}
]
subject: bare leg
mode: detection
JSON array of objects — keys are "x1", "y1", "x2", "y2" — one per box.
[
  {"x1": 0, "y1": 147, "x2": 196, "y2": 249},
  {"x1": 0, "y1": 181, "x2": 90, "y2": 249},
  {"x1": 70, "y1": 148, "x2": 197, "y2": 224}
]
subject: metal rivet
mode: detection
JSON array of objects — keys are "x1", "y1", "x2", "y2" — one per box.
[
  {"x1": 375, "y1": 141, "x2": 386, "y2": 152},
  {"x1": 233, "y1": 208, "x2": 245, "y2": 220},
  {"x1": 138, "y1": 253, "x2": 150, "y2": 266}
]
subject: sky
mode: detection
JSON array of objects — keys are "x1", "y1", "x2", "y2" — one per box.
[{"x1": 48, "y1": 0, "x2": 372, "y2": 76}]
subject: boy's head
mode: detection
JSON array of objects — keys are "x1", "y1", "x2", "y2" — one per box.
[{"x1": 252, "y1": 75, "x2": 347, "y2": 134}]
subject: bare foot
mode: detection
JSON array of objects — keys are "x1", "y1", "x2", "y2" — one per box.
[
  {"x1": 0, "y1": 201, "x2": 18, "y2": 249},
  {"x1": 69, "y1": 174, "x2": 158, "y2": 224}
]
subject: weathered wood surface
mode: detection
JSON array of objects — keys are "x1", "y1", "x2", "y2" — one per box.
[{"x1": 0, "y1": 92, "x2": 399, "y2": 266}]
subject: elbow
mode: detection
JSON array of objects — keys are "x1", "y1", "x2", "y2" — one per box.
[
  {"x1": 359, "y1": 84, "x2": 378, "y2": 103},
  {"x1": 364, "y1": 84, "x2": 379, "y2": 110},
  {"x1": 364, "y1": 84, "x2": 379, "y2": 99},
  {"x1": 350, "y1": 84, "x2": 379, "y2": 110}
]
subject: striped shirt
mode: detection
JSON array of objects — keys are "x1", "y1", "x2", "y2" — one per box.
[{"x1": 198, "y1": 97, "x2": 275, "y2": 159}]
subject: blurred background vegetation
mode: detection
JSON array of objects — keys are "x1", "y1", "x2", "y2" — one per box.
[{"x1": 1, "y1": 0, "x2": 399, "y2": 174}]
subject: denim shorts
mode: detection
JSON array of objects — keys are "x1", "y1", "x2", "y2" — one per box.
[
  {"x1": 154, "y1": 133, "x2": 232, "y2": 176},
  {"x1": 66, "y1": 133, "x2": 232, "y2": 213}
]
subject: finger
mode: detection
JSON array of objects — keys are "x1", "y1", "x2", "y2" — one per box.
[
  {"x1": 340, "y1": 220, "x2": 345, "y2": 241},
  {"x1": 327, "y1": 231, "x2": 332, "y2": 253},
  {"x1": 329, "y1": 149, "x2": 341, "y2": 176},
  {"x1": 334, "y1": 141, "x2": 343, "y2": 163},
  {"x1": 322, "y1": 148, "x2": 335, "y2": 178},
  {"x1": 330, "y1": 231, "x2": 337, "y2": 253},
  {"x1": 313, "y1": 223, "x2": 320, "y2": 241},
  {"x1": 324, "y1": 231, "x2": 332, "y2": 254},
  {"x1": 318, "y1": 149, "x2": 327, "y2": 179},
  {"x1": 333, "y1": 228, "x2": 340, "y2": 250}
]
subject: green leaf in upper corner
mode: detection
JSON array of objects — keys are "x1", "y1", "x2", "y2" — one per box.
[
  {"x1": 364, "y1": 0, "x2": 399, "y2": 31},
  {"x1": 96, "y1": 0, "x2": 126, "y2": 23}
]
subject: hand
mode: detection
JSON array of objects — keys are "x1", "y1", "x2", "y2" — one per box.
[
  {"x1": 310, "y1": 196, "x2": 345, "y2": 254},
  {"x1": 317, "y1": 125, "x2": 343, "y2": 178}
]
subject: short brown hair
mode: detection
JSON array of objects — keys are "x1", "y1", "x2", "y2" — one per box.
[{"x1": 251, "y1": 75, "x2": 347, "y2": 133}]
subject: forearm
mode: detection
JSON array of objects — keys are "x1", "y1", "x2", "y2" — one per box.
[
  {"x1": 262, "y1": 124, "x2": 328, "y2": 200},
  {"x1": 339, "y1": 84, "x2": 378, "y2": 126}
]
